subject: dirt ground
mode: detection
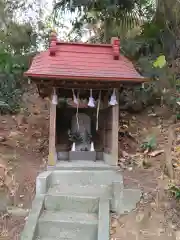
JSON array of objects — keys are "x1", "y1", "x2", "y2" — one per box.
[
  {"x1": 0, "y1": 87, "x2": 180, "y2": 240},
  {"x1": 0, "y1": 87, "x2": 48, "y2": 239},
  {"x1": 111, "y1": 109, "x2": 180, "y2": 240}
]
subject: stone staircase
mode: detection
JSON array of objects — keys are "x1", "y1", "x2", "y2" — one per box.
[{"x1": 21, "y1": 161, "x2": 140, "y2": 240}]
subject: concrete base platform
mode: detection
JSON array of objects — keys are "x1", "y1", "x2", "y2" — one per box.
[
  {"x1": 21, "y1": 161, "x2": 140, "y2": 240},
  {"x1": 69, "y1": 151, "x2": 96, "y2": 161},
  {"x1": 55, "y1": 160, "x2": 119, "y2": 170}
]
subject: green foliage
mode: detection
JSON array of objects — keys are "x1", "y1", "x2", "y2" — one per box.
[
  {"x1": 153, "y1": 55, "x2": 166, "y2": 68},
  {"x1": 54, "y1": 0, "x2": 155, "y2": 43},
  {"x1": 119, "y1": 82, "x2": 162, "y2": 112},
  {"x1": 1, "y1": 22, "x2": 37, "y2": 54},
  {"x1": 52, "y1": 0, "x2": 180, "y2": 116},
  {"x1": 141, "y1": 136, "x2": 156, "y2": 151},
  {"x1": 121, "y1": 20, "x2": 175, "y2": 109},
  {"x1": 169, "y1": 184, "x2": 180, "y2": 200},
  {"x1": 0, "y1": 49, "x2": 29, "y2": 114},
  {"x1": 0, "y1": 0, "x2": 39, "y2": 115},
  {"x1": 54, "y1": 0, "x2": 139, "y2": 12}
]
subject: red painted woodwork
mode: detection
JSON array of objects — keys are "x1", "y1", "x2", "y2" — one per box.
[
  {"x1": 25, "y1": 36, "x2": 147, "y2": 83},
  {"x1": 49, "y1": 31, "x2": 58, "y2": 56},
  {"x1": 112, "y1": 37, "x2": 120, "y2": 60}
]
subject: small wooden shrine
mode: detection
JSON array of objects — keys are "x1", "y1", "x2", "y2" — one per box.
[{"x1": 24, "y1": 32, "x2": 147, "y2": 167}]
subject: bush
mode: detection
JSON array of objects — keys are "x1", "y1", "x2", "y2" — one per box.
[
  {"x1": 0, "y1": 73, "x2": 23, "y2": 114},
  {"x1": 0, "y1": 50, "x2": 29, "y2": 114}
]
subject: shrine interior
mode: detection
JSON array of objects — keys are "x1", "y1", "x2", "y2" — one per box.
[{"x1": 56, "y1": 105, "x2": 104, "y2": 161}]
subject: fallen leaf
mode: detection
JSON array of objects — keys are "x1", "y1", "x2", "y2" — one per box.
[
  {"x1": 128, "y1": 167, "x2": 133, "y2": 171},
  {"x1": 148, "y1": 113, "x2": 157, "y2": 117},
  {"x1": 0, "y1": 136, "x2": 6, "y2": 142},
  {"x1": 122, "y1": 151, "x2": 129, "y2": 158},
  {"x1": 174, "y1": 146, "x2": 180, "y2": 152},
  {"x1": 148, "y1": 150, "x2": 164, "y2": 157},
  {"x1": 111, "y1": 219, "x2": 119, "y2": 228},
  {"x1": 175, "y1": 231, "x2": 180, "y2": 240},
  {"x1": 7, "y1": 206, "x2": 29, "y2": 217},
  {"x1": 8, "y1": 131, "x2": 22, "y2": 138},
  {"x1": 144, "y1": 149, "x2": 149, "y2": 154}
]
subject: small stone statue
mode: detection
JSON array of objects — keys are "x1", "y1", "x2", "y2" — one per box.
[
  {"x1": 68, "y1": 129, "x2": 92, "y2": 151},
  {"x1": 70, "y1": 113, "x2": 92, "y2": 151}
]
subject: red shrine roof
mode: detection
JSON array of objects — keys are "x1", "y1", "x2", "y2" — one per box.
[{"x1": 25, "y1": 34, "x2": 147, "y2": 83}]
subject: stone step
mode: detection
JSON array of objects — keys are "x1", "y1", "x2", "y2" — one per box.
[
  {"x1": 55, "y1": 160, "x2": 119, "y2": 171},
  {"x1": 51, "y1": 170, "x2": 123, "y2": 186},
  {"x1": 35, "y1": 237, "x2": 89, "y2": 240},
  {"x1": 36, "y1": 237, "x2": 96, "y2": 240},
  {"x1": 35, "y1": 237, "x2": 82, "y2": 240},
  {"x1": 117, "y1": 188, "x2": 141, "y2": 214},
  {"x1": 37, "y1": 210, "x2": 98, "y2": 240},
  {"x1": 45, "y1": 184, "x2": 112, "y2": 213}
]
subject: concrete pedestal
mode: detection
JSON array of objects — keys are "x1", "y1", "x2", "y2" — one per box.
[{"x1": 69, "y1": 151, "x2": 96, "y2": 161}]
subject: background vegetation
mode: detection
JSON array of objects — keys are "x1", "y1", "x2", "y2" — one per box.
[{"x1": 1, "y1": 0, "x2": 180, "y2": 114}]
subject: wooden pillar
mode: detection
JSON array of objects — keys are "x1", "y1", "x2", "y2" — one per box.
[
  {"x1": 111, "y1": 90, "x2": 119, "y2": 165},
  {"x1": 103, "y1": 110, "x2": 106, "y2": 151},
  {"x1": 48, "y1": 89, "x2": 57, "y2": 166},
  {"x1": 103, "y1": 92, "x2": 108, "y2": 152}
]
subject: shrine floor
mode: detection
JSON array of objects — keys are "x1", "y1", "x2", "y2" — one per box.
[
  {"x1": 55, "y1": 160, "x2": 118, "y2": 170},
  {"x1": 20, "y1": 161, "x2": 140, "y2": 240}
]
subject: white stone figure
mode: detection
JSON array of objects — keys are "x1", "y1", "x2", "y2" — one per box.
[
  {"x1": 109, "y1": 88, "x2": 118, "y2": 106},
  {"x1": 71, "y1": 142, "x2": 76, "y2": 151},
  {"x1": 90, "y1": 142, "x2": 95, "y2": 151}
]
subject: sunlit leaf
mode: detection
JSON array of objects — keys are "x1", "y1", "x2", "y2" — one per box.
[{"x1": 153, "y1": 55, "x2": 166, "y2": 68}]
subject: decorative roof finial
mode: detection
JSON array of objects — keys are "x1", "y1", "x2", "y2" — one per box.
[
  {"x1": 49, "y1": 30, "x2": 57, "y2": 56},
  {"x1": 111, "y1": 37, "x2": 120, "y2": 60}
]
